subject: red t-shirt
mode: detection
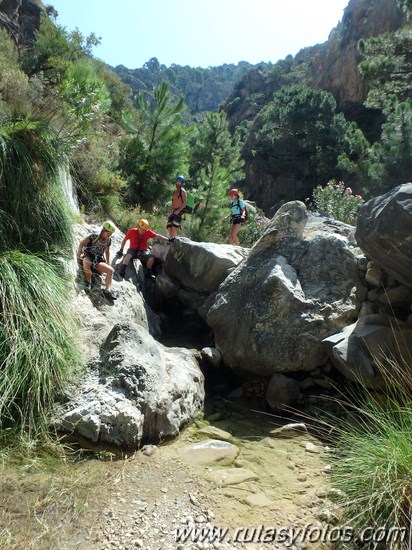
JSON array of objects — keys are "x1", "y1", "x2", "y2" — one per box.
[{"x1": 125, "y1": 228, "x2": 156, "y2": 250}]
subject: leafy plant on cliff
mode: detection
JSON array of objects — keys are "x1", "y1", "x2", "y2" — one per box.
[{"x1": 0, "y1": 114, "x2": 81, "y2": 433}]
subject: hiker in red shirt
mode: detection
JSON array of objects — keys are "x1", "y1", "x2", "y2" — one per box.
[{"x1": 116, "y1": 218, "x2": 170, "y2": 279}]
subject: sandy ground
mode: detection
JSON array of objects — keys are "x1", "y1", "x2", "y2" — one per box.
[{"x1": 0, "y1": 409, "x2": 336, "y2": 550}]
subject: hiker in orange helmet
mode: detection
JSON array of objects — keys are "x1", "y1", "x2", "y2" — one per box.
[{"x1": 117, "y1": 218, "x2": 170, "y2": 279}]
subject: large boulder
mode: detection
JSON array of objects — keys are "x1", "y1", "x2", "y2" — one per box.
[
  {"x1": 204, "y1": 201, "x2": 367, "y2": 375},
  {"x1": 163, "y1": 237, "x2": 248, "y2": 294},
  {"x1": 322, "y1": 314, "x2": 412, "y2": 389},
  {"x1": 355, "y1": 183, "x2": 412, "y2": 288},
  {"x1": 54, "y1": 322, "x2": 205, "y2": 448}
]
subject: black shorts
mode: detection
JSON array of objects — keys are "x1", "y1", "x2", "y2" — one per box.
[
  {"x1": 85, "y1": 253, "x2": 105, "y2": 264},
  {"x1": 167, "y1": 212, "x2": 182, "y2": 228},
  {"x1": 128, "y1": 248, "x2": 152, "y2": 265},
  {"x1": 231, "y1": 216, "x2": 243, "y2": 225}
]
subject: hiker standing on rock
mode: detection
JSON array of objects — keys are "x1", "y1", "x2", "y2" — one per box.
[
  {"x1": 77, "y1": 220, "x2": 117, "y2": 300},
  {"x1": 117, "y1": 218, "x2": 170, "y2": 279},
  {"x1": 223, "y1": 188, "x2": 246, "y2": 245},
  {"x1": 166, "y1": 175, "x2": 187, "y2": 238}
]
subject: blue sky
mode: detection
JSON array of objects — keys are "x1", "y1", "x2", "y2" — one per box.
[{"x1": 47, "y1": 0, "x2": 350, "y2": 69}]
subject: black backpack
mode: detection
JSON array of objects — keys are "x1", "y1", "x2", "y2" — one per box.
[{"x1": 231, "y1": 199, "x2": 248, "y2": 222}]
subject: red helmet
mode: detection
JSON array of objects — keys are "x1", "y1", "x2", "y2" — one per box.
[{"x1": 229, "y1": 188, "x2": 239, "y2": 197}]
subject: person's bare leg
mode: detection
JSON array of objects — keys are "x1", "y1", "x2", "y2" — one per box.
[
  {"x1": 82, "y1": 257, "x2": 93, "y2": 283},
  {"x1": 232, "y1": 223, "x2": 242, "y2": 245},
  {"x1": 96, "y1": 263, "x2": 114, "y2": 290}
]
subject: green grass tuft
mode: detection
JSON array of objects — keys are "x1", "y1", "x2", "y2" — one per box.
[
  {"x1": 323, "y1": 353, "x2": 412, "y2": 547},
  {"x1": 0, "y1": 250, "x2": 82, "y2": 433}
]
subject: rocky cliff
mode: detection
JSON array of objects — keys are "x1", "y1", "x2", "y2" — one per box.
[
  {"x1": 222, "y1": 0, "x2": 407, "y2": 214},
  {"x1": 309, "y1": 0, "x2": 406, "y2": 119},
  {"x1": 224, "y1": 0, "x2": 406, "y2": 130},
  {"x1": 0, "y1": 0, "x2": 45, "y2": 48}
]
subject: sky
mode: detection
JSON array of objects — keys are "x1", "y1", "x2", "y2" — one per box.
[{"x1": 47, "y1": 0, "x2": 350, "y2": 69}]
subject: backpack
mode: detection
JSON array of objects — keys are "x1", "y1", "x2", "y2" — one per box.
[
  {"x1": 231, "y1": 199, "x2": 249, "y2": 222},
  {"x1": 179, "y1": 189, "x2": 196, "y2": 214}
]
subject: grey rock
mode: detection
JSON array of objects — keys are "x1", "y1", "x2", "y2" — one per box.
[{"x1": 355, "y1": 183, "x2": 412, "y2": 288}]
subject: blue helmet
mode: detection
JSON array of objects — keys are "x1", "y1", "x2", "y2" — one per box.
[{"x1": 176, "y1": 175, "x2": 185, "y2": 183}]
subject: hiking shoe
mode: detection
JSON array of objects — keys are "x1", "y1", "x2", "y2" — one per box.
[
  {"x1": 103, "y1": 289, "x2": 116, "y2": 300},
  {"x1": 85, "y1": 282, "x2": 93, "y2": 293}
]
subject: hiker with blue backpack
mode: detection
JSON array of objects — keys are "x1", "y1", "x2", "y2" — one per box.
[
  {"x1": 77, "y1": 220, "x2": 117, "y2": 300},
  {"x1": 166, "y1": 175, "x2": 187, "y2": 238},
  {"x1": 223, "y1": 188, "x2": 247, "y2": 245}
]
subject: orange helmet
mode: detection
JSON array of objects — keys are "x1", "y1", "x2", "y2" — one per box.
[
  {"x1": 229, "y1": 188, "x2": 239, "y2": 197},
  {"x1": 138, "y1": 218, "x2": 149, "y2": 230}
]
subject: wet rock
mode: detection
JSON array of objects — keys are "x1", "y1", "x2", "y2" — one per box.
[
  {"x1": 196, "y1": 426, "x2": 233, "y2": 442},
  {"x1": 205, "y1": 468, "x2": 258, "y2": 487},
  {"x1": 178, "y1": 439, "x2": 239, "y2": 466}
]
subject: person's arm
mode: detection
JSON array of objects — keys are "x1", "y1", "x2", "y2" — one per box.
[
  {"x1": 154, "y1": 233, "x2": 170, "y2": 242},
  {"x1": 222, "y1": 205, "x2": 232, "y2": 221},
  {"x1": 105, "y1": 244, "x2": 110, "y2": 264},
  {"x1": 117, "y1": 235, "x2": 127, "y2": 256},
  {"x1": 77, "y1": 237, "x2": 90, "y2": 258}
]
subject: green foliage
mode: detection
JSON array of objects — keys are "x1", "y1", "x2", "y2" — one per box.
[
  {"x1": 359, "y1": 28, "x2": 412, "y2": 114},
  {"x1": 0, "y1": 115, "x2": 73, "y2": 253},
  {"x1": 119, "y1": 81, "x2": 189, "y2": 209},
  {"x1": 0, "y1": 28, "x2": 31, "y2": 115},
  {"x1": 323, "y1": 350, "x2": 412, "y2": 543},
  {"x1": 0, "y1": 250, "x2": 81, "y2": 432},
  {"x1": 336, "y1": 121, "x2": 372, "y2": 187},
  {"x1": 23, "y1": 15, "x2": 100, "y2": 79},
  {"x1": 398, "y1": 0, "x2": 412, "y2": 18},
  {"x1": 238, "y1": 207, "x2": 269, "y2": 247},
  {"x1": 254, "y1": 84, "x2": 348, "y2": 201},
  {"x1": 367, "y1": 98, "x2": 412, "y2": 194},
  {"x1": 95, "y1": 61, "x2": 133, "y2": 123},
  {"x1": 311, "y1": 180, "x2": 364, "y2": 225},
  {"x1": 187, "y1": 111, "x2": 244, "y2": 239},
  {"x1": 57, "y1": 59, "x2": 111, "y2": 145}
]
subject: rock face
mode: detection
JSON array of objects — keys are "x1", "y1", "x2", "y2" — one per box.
[
  {"x1": 54, "y1": 223, "x2": 205, "y2": 450},
  {"x1": 203, "y1": 201, "x2": 366, "y2": 375},
  {"x1": 323, "y1": 314, "x2": 412, "y2": 389},
  {"x1": 0, "y1": 0, "x2": 45, "y2": 47},
  {"x1": 55, "y1": 322, "x2": 205, "y2": 449},
  {"x1": 355, "y1": 183, "x2": 412, "y2": 288},
  {"x1": 163, "y1": 237, "x2": 248, "y2": 294},
  {"x1": 311, "y1": 0, "x2": 406, "y2": 114}
]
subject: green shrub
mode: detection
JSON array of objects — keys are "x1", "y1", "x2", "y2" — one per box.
[
  {"x1": 0, "y1": 116, "x2": 73, "y2": 254},
  {"x1": 0, "y1": 251, "x2": 81, "y2": 433},
  {"x1": 239, "y1": 208, "x2": 269, "y2": 247},
  {"x1": 324, "y1": 354, "x2": 412, "y2": 547},
  {"x1": 311, "y1": 180, "x2": 364, "y2": 225}
]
